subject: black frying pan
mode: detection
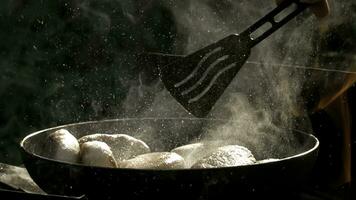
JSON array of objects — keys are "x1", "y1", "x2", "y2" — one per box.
[{"x1": 20, "y1": 118, "x2": 319, "y2": 200}]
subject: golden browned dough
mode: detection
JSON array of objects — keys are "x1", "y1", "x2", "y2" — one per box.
[
  {"x1": 191, "y1": 145, "x2": 256, "y2": 168},
  {"x1": 80, "y1": 141, "x2": 118, "y2": 168},
  {"x1": 119, "y1": 152, "x2": 185, "y2": 169},
  {"x1": 78, "y1": 134, "x2": 150, "y2": 162},
  {"x1": 171, "y1": 142, "x2": 222, "y2": 168},
  {"x1": 43, "y1": 129, "x2": 80, "y2": 163}
]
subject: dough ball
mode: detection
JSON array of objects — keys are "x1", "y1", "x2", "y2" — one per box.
[
  {"x1": 78, "y1": 134, "x2": 150, "y2": 161},
  {"x1": 43, "y1": 129, "x2": 80, "y2": 163},
  {"x1": 119, "y1": 152, "x2": 185, "y2": 169},
  {"x1": 80, "y1": 141, "x2": 117, "y2": 168},
  {"x1": 171, "y1": 142, "x2": 221, "y2": 168},
  {"x1": 191, "y1": 145, "x2": 256, "y2": 169}
]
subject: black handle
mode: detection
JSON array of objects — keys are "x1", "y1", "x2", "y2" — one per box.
[{"x1": 241, "y1": 0, "x2": 308, "y2": 47}]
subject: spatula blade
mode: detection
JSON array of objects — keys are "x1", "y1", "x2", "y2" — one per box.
[
  {"x1": 159, "y1": 34, "x2": 251, "y2": 117},
  {"x1": 159, "y1": 0, "x2": 309, "y2": 117}
]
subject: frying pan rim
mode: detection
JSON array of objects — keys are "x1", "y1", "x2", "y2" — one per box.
[{"x1": 20, "y1": 117, "x2": 319, "y2": 171}]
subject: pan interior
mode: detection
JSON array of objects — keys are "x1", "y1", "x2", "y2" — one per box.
[{"x1": 21, "y1": 118, "x2": 317, "y2": 165}]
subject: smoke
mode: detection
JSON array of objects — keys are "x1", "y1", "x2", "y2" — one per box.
[
  {"x1": 118, "y1": 73, "x2": 192, "y2": 118},
  {"x1": 116, "y1": 0, "x2": 320, "y2": 158},
  {"x1": 71, "y1": 0, "x2": 350, "y2": 159},
  {"x1": 0, "y1": 0, "x2": 352, "y2": 165},
  {"x1": 163, "y1": 0, "x2": 276, "y2": 54}
]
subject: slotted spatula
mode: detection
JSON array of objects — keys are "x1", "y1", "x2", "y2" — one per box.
[{"x1": 159, "y1": 0, "x2": 308, "y2": 117}]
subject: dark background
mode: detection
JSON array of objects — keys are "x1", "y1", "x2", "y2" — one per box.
[
  {"x1": 0, "y1": 0, "x2": 185, "y2": 164},
  {"x1": 0, "y1": 0, "x2": 355, "y2": 197}
]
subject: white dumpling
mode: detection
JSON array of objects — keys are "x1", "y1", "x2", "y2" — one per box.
[
  {"x1": 171, "y1": 143, "x2": 205, "y2": 158},
  {"x1": 78, "y1": 134, "x2": 150, "y2": 161},
  {"x1": 119, "y1": 152, "x2": 185, "y2": 169},
  {"x1": 43, "y1": 129, "x2": 80, "y2": 163},
  {"x1": 191, "y1": 145, "x2": 256, "y2": 169},
  {"x1": 171, "y1": 142, "x2": 221, "y2": 168},
  {"x1": 80, "y1": 141, "x2": 117, "y2": 168}
]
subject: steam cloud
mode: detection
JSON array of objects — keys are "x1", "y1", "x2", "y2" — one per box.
[
  {"x1": 117, "y1": 0, "x2": 321, "y2": 158},
  {"x1": 1, "y1": 0, "x2": 353, "y2": 164}
]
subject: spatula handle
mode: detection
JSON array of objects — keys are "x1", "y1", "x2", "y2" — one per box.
[{"x1": 241, "y1": 0, "x2": 308, "y2": 48}]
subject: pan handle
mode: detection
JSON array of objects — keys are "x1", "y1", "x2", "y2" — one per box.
[
  {"x1": 0, "y1": 188, "x2": 87, "y2": 200},
  {"x1": 241, "y1": 0, "x2": 308, "y2": 48}
]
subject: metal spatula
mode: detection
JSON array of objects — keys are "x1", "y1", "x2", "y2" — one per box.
[{"x1": 159, "y1": 0, "x2": 308, "y2": 117}]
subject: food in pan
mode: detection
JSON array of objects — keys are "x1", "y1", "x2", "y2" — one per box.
[
  {"x1": 119, "y1": 152, "x2": 185, "y2": 169},
  {"x1": 78, "y1": 134, "x2": 150, "y2": 162},
  {"x1": 44, "y1": 130, "x2": 261, "y2": 169},
  {"x1": 191, "y1": 145, "x2": 256, "y2": 168},
  {"x1": 80, "y1": 141, "x2": 118, "y2": 168},
  {"x1": 171, "y1": 142, "x2": 221, "y2": 168},
  {"x1": 43, "y1": 129, "x2": 80, "y2": 163}
]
